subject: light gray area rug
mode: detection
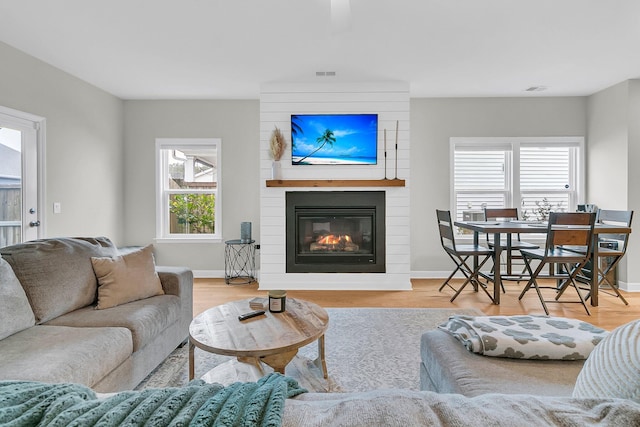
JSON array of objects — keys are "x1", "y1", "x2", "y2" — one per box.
[{"x1": 136, "y1": 307, "x2": 482, "y2": 393}]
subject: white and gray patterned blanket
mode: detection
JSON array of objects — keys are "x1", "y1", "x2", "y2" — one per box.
[{"x1": 439, "y1": 315, "x2": 609, "y2": 360}]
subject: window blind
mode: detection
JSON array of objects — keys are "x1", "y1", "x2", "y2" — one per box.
[{"x1": 452, "y1": 139, "x2": 582, "y2": 226}]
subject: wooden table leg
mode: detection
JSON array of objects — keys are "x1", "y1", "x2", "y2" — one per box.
[
  {"x1": 506, "y1": 234, "x2": 513, "y2": 276},
  {"x1": 313, "y1": 334, "x2": 328, "y2": 379},
  {"x1": 189, "y1": 341, "x2": 195, "y2": 380},
  {"x1": 590, "y1": 233, "x2": 600, "y2": 307},
  {"x1": 260, "y1": 350, "x2": 298, "y2": 374},
  {"x1": 493, "y1": 232, "x2": 502, "y2": 304},
  {"x1": 237, "y1": 356, "x2": 266, "y2": 374},
  {"x1": 472, "y1": 231, "x2": 479, "y2": 291}
]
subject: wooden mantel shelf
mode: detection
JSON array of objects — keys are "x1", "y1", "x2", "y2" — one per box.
[{"x1": 265, "y1": 179, "x2": 405, "y2": 188}]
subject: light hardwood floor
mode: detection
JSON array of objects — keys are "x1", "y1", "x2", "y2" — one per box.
[{"x1": 193, "y1": 278, "x2": 640, "y2": 331}]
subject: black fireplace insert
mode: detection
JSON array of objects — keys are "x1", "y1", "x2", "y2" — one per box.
[{"x1": 286, "y1": 191, "x2": 385, "y2": 273}]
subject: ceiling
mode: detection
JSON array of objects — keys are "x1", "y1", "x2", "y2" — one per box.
[{"x1": 1, "y1": 0, "x2": 639, "y2": 100}]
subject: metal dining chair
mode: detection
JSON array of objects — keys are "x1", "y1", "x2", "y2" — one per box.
[
  {"x1": 436, "y1": 209, "x2": 495, "y2": 303},
  {"x1": 484, "y1": 208, "x2": 539, "y2": 282},
  {"x1": 518, "y1": 212, "x2": 596, "y2": 315},
  {"x1": 573, "y1": 209, "x2": 633, "y2": 305}
]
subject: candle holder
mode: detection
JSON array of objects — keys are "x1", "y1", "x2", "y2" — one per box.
[
  {"x1": 394, "y1": 120, "x2": 399, "y2": 180},
  {"x1": 383, "y1": 128, "x2": 388, "y2": 180}
]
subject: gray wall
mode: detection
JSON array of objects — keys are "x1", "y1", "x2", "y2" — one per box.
[
  {"x1": 125, "y1": 97, "x2": 588, "y2": 276},
  {"x1": 410, "y1": 97, "x2": 588, "y2": 275},
  {"x1": 0, "y1": 41, "x2": 124, "y2": 242},
  {"x1": 587, "y1": 80, "x2": 640, "y2": 286},
  {"x1": 586, "y1": 82, "x2": 629, "y2": 210},
  {"x1": 6, "y1": 40, "x2": 638, "y2": 284},
  {"x1": 630, "y1": 81, "x2": 640, "y2": 286},
  {"x1": 122, "y1": 100, "x2": 260, "y2": 271}
]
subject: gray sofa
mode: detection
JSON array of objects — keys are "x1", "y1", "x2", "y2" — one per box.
[
  {"x1": 420, "y1": 328, "x2": 585, "y2": 396},
  {"x1": 0, "y1": 237, "x2": 193, "y2": 393},
  {"x1": 280, "y1": 319, "x2": 640, "y2": 426}
]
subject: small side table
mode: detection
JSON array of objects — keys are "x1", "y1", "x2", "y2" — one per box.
[{"x1": 224, "y1": 239, "x2": 256, "y2": 285}]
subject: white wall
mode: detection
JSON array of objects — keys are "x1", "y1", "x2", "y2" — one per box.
[
  {"x1": 122, "y1": 100, "x2": 260, "y2": 273},
  {"x1": 0, "y1": 41, "x2": 124, "y2": 242},
  {"x1": 259, "y1": 82, "x2": 411, "y2": 290},
  {"x1": 410, "y1": 97, "x2": 588, "y2": 276}
]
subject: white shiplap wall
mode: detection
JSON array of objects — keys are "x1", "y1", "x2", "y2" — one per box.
[{"x1": 259, "y1": 82, "x2": 411, "y2": 290}]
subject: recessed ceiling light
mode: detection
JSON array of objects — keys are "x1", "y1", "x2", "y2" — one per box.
[{"x1": 525, "y1": 86, "x2": 547, "y2": 92}]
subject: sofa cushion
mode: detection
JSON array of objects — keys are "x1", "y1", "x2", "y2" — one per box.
[
  {"x1": 438, "y1": 315, "x2": 608, "y2": 360},
  {"x1": 0, "y1": 325, "x2": 132, "y2": 387},
  {"x1": 420, "y1": 329, "x2": 584, "y2": 397},
  {"x1": 45, "y1": 294, "x2": 181, "y2": 352},
  {"x1": 91, "y1": 244, "x2": 164, "y2": 309},
  {"x1": 0, "y1": 237, "x2": 117, "y2": 323},
  {"x1": 572, "y1": 319, "x2": 640, "y2": 402},
  {"x1": 0, "y1": 258, "x2": 35, "y2": 340}
]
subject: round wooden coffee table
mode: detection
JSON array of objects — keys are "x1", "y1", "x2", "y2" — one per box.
[{"x1": 189, "y1": 298, "x2": 329, "y2": 382}]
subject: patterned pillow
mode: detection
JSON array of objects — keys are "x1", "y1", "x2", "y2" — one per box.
[
  {"x1": 439, "y1": 315, "x2": 608, "y2": 360},
  {"x1": 573, "y1": 319, "x2": 640, "y2": 402}
]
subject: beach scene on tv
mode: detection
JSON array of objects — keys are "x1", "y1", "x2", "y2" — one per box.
[{"x1": 291, "y1": 114, "x2": 378, "y2": 165}]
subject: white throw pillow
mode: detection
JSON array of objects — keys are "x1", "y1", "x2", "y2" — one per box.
[{"x1": 573, "y1": 319, "x2": 640, "y2": 402}]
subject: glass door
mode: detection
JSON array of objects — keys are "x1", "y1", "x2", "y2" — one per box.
[{"x1": 0, "y1": 108, "x2": 42, "y2": 246}]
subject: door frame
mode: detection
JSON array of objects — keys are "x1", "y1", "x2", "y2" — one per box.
[{"x1": 0, "y1": 105, "x2": 46, "y2": 241}]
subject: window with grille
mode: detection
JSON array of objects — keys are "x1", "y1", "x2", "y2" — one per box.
[
  {"x1": 451, "y1": 137, "x2": 584, "y2": 231},
  {"x1": 156, "y1": 138, "x2": 221, "y2": 242}
]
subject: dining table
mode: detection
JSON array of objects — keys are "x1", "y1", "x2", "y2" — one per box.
[{"x1": 454, "y1": 220, "x2": 632, "y2": 306}]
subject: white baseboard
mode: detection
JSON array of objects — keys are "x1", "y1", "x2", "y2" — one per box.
[
  {"x1": 190, "y1": 269, "x2": 640, "y2": 292},
  {"x1": 192, "y1": 270, "x2": 225, "y2": 279},
  {"x1": 411, "y1": 271, "x2": 461, "y2": 279},
  {"x1": 617, "y1": 280, "x2": 640, "y2": 292}
]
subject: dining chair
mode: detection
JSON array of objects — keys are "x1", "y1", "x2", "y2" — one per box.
[
  {"x1": 436, "y1": 209, "x2": 495, "y2": 303},
  {"x1": 483, "y1": 208, "x2": 539, "y2": 280},
  {"x1": 518, "y1": 212, "x2": 596, "y2": 315},
  {"x1": 573, "y1": 209, "x2": 633, "y2": 305}
]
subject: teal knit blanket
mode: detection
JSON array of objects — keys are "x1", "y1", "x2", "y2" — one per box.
[{"x1": 0, "y1": 373, "x2": 306, "y2": 426}]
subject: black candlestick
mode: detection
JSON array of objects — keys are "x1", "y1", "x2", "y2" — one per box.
[
  {"x1": 383, "y1": 129, "x2": 388, "y2": 179},
  {"x1": 394, "y1": 120, "x2": 399, "y2": 179}
]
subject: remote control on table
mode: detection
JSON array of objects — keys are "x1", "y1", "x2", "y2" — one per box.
[{"x1": 238, "y1": 310, "x2": 266, "y2": 321}]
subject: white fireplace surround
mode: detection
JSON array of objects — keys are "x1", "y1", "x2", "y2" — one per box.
[{"x1": 258, "y1": 82, "x2": 411, "y2": 290}]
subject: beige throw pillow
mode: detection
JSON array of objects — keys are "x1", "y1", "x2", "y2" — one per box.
[{"x1": 91, "y1": 245, "x2": 164, "y2": 309}]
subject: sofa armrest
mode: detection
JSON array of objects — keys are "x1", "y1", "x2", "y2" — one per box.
[
  {"x1": 157, "y1": 266, "x2": 192, "y2": 297},
  {"x1": 156, "y1": 266, "x2": 194, "y2": 329}
]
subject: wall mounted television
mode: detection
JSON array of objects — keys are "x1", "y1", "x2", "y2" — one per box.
[{"x1": 291, "y1": 113, "x2": 378, "y2": 165}]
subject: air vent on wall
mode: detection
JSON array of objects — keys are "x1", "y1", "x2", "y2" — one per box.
[{"x1": 316, "y1": 71, "x2": 337, "y2": 77}]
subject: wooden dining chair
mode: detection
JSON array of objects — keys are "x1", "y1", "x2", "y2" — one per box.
[
  {"x1": 484, "y1": 208, "x2": 539, "y2": 281},
  {"x1": 518, "y1": 212, "x2": 596, "y2": 315},
  {"x1": 436, "y1": 209, "x2": 495, "y2": 303},
  {"x1": 573, "y1": 209, "x2": 633, "y2": 305}
]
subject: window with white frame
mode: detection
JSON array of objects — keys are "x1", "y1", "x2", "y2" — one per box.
[
  {"x1": 156, "y1": 138, "x2": 221, "y2": 241},
  {"x1": 451, "y1": 137, "x2": 584, "y2": 230}
]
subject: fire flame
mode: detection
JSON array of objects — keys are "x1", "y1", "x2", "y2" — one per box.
[{"x1": 316, "y1": 234, "x2": 352, "y2": 245}]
